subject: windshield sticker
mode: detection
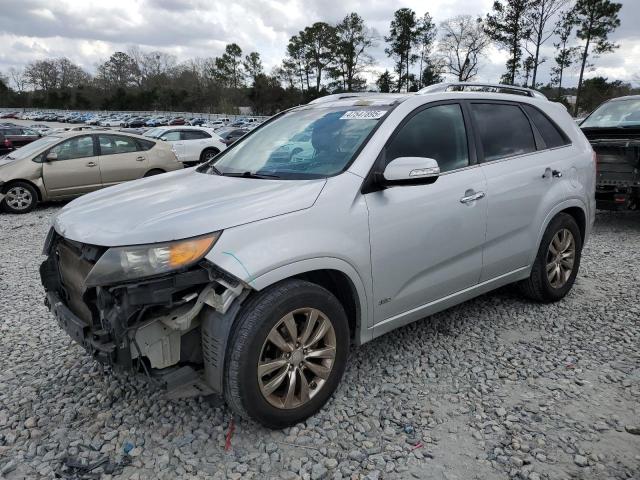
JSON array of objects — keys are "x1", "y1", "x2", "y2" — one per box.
[{"x1": 340, "y1": 110, "x2": 387, "y2": 120}]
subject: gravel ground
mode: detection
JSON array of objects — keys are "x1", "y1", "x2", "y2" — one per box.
[{"x1": 1, "y1": 206, "x2": 639, "y2": 480}]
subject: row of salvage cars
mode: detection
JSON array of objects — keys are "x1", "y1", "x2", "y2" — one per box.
[{"x1": 0, "y1": 126, "x2": 238, "y2": 213}]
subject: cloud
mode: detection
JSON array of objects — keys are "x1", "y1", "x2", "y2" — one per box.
[{"x1": 0, "y1": 0, "x2": 638, "y2": 87}]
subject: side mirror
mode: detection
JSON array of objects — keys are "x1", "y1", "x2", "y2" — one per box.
[
  {"x1": 45, "y1": 152, "x2": 58, "y2": 162},
  {"x1": 382, "y1": 157, "x2": 440, "y2": 186}
]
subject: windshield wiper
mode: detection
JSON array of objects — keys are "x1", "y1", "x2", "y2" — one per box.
[{"x1": 222, "y1": 171, "x2": 281, "y2": 179}]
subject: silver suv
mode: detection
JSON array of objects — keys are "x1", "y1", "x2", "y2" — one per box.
[{"x1": 40, "y1": 84, "x2": 595, "y2": 428}]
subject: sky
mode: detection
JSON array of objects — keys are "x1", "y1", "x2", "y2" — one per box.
[{"x1": 0, "y1": 0, "x2": 639, "y2": 88}]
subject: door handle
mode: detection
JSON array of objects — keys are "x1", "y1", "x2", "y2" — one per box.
[
  {"x1": 86, "y1": 161, "x2": 97, "y2": 167},
  {"x1": 543, "y1": 168, "x2": 563, "y2": 179},
  {"x1": 460, "y1": 191, "x2": 485, "y2": 204},
  {"x1": 136, "y1": 156, "x2": 145, "y2": 161}
]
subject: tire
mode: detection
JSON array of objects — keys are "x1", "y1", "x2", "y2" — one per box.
[
  {"x1": 1, "y1": 182, "x2": 38, "y2": 214},
  {"x1": 519, "y1": 213, "x2": 582, "y2": 303},
  {"x1": 199, "y1": 148, "x2": 219, "y2": 164},
  {"x1": 224, "y1": 279, "x2": 349, "y2": 428},
  {"x1": 144, "y1": 169, "x2": 165, "y2": 177}
]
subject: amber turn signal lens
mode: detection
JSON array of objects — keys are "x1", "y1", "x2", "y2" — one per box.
[{"x1": 168, "y1": 235, "x2": 217, "y2": 268}]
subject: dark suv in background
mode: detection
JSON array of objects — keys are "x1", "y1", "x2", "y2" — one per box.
[
  {"x1": 0, "y1": 131, "x2": 14, "y2": 156},
  {"x1": 0, "y1": 127, "x2": 41, "y2": 154}
]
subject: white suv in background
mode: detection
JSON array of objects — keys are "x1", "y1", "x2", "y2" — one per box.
[{"x1": 143, "y1": 126, "x2": 227, "y2": 166}]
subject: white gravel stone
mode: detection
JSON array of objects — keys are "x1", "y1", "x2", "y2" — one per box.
[{"x1": 1, "y1": 207, "x2": 639, "y2": 479}]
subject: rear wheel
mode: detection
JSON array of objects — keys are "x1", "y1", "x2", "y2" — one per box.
[
  {"x1": 519, "y1": 213, "x2": 582, "y2": 303},
  {"x1": 1, "y1": 182, "x2": 38, "y2": 214},
  {"x1": 224, "y1": 279, "x2": 349, "y2": 428},
  {"x1": 144, "y1": 169, "x2": 165, "y2": 177},
  {"x1": 200, "y1": 148, "x2": 220, "y2": 164}
]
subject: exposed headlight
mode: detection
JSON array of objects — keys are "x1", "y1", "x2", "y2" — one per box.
[{"x1": 84, "y1": 232, "x2": 220, "y2": 287}]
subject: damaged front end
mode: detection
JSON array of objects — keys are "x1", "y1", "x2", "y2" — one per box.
[
  {"x1": 583, "y1": 128, "x2": 640, "y2": 210},
  {"x1": 40, "y1": 228, "x2": 249, "y2": 398}
]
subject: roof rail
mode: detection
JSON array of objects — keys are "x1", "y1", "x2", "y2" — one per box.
[
  {"x1": 308, "y1": 92, "x2": 406, "y2": 105},
  {"x1": 417, "y1": 82, "x2": 547, "y2": 99}
]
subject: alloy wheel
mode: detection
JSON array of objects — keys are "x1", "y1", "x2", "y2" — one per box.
[
  {"x1": 203, "y1": 151, "x2": 218, "y2": 162},
  {"x1": 257, "y1": 308, "x2": 336, "y2": 409},
  {"x1": 546, "y1": 228, "x2": 575, "y2": 288},
  {"x1": 5, "y1": 186, "x2": 33, "y2": 211}
]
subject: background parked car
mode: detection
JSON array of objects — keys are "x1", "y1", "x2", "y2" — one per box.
[
  {"x1": 100, "y1": 117, "x2": 124, "y2": 127},
  {"x1": 122, "y1": 117, "x2": 148, "y2": 128},
  {"x1": 146, "y1": 117, "x2": 169, "y2": 127},
  {"x1": 580, "y1": 95, "x2": 640, "y2": 210},
  {"x1": 0, "y1": 131, "x2": 14, "y2": 156},
  {"x1": 30, "y1": 124, "x2": 51, "y2": 135},
  {"x1": 143, "y1": 126, "x2": 227, "y2": 166},
  {"x1": 186, "y1": 117, "x2": 206, "y2": 126},
  {"x1": 0, "y1": 126, "x2": 41, "y2": 149},
  {"x1": 217, "y1": 127, "x2": 250, "y2": 146},
  {"x1": 0, "y1": 131, "x2": 183, "y2": 213},
  {"x1": 168, "y1": 117, "x2": 187, "y2": 126}
]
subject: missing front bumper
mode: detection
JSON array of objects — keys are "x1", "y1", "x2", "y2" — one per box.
[{"x1": 40, "y1": 236, "x2": 248, "y2": 391}]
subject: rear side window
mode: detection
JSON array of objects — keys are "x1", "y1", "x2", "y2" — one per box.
[
  {"x1": 182, "y1": 130, "x2": 211, "y2": 140},
  {"x1": 386, "y1": 104, "x2": 469, "y2": 173},
  {"x1": 471, "y1": 103, "x2": 536, "y2": 161},
  {"x1": 160, "y1": 131, "x2": 181, "y2": 141},
  {"x1": 98, "y1": 135, "x2": 140, "y2": 155},
  {"x1": 523, "y1": 105, "x2": 570, "y2": 148}
]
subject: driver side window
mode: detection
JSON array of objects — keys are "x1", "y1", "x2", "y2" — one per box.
[
  {"x1": 386, "y1": 104, "x2": 469, "y2": 173},
  {"x1": 49, "y1": 136, "x2": 95, "y2": 161}
]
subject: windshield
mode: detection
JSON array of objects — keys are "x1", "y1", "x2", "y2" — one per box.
[
  {"x1": 202, "y1": 106, "x2": 389, "y2": 179},
  {"x1": 581, "y1": 99, "x2": 640, "y2": 128},
  {"x1": 5, "y1": 135, "x2": 62, "y2": 160},
  {"x1": 144, "y1": 128, "x2": 166, "y2": 139}
]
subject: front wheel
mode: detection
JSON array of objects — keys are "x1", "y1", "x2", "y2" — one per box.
[
  {"x1": 1, "y1": 182, "x2": 38, "y2": 214},
  {"x1": 224, "y1": 280, "x2": 349, "y2": 428},
  {"x1": 519, "y1": 213, "x2": 582, "y2": 303},
  {"x1": 200, "y1": 148, "x2": 219, "y2": 164}
]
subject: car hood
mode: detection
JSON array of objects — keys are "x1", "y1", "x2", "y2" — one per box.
[
  {"x1": 54, "y1": 169, "x2": 326, "y2": 246},
  {"x1": 581, "y1": 126, "x2": 640, "y2": 140}
]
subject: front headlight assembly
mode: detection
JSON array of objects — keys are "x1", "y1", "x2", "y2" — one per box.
[{"x1": 85, "y1": 232, "x2": 221, "y2": 287}]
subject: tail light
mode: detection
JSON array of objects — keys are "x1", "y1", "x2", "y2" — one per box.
[
  {"x1": 3, "y1": 138, "x2": 12, "y2": 148},
  {"x1": 592, "y1": 150, "x2": 598, "y2": 175}
]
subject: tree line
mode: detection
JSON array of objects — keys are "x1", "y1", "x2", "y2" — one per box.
[{"x1": 0, "y1": 0, "x2": 629, "y2": 116}]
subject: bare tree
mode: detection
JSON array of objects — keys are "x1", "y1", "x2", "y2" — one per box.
[
  {"x1": 55, "y1": 58, "x2": 90, "y2": 89},
  {"x1": 439, "y1": 15, "x2": 491, "y2": 82},
  {"x1": 127, "y1": 46, "x2": 177, "y2": 88},
  {"x1": 8, "y1": 67, "x2": 28, "y2": 93},
  {"x1": 24, "y1": 60, "x2": 59, "y2": 91},
  {"x1": 525, "y1": 0, "x2": 569, "y2": 87}
]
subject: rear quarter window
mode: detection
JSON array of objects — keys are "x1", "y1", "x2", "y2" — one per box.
[
  {"x1": 136, "y1": 138, "x2": 156, "y2": 151},
  {"x1": 523, "y1": 105, "x2": 570, "y2": 149},
  {"x1": 471, "y1": 103, "x2": 536, "y2": 162}
]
